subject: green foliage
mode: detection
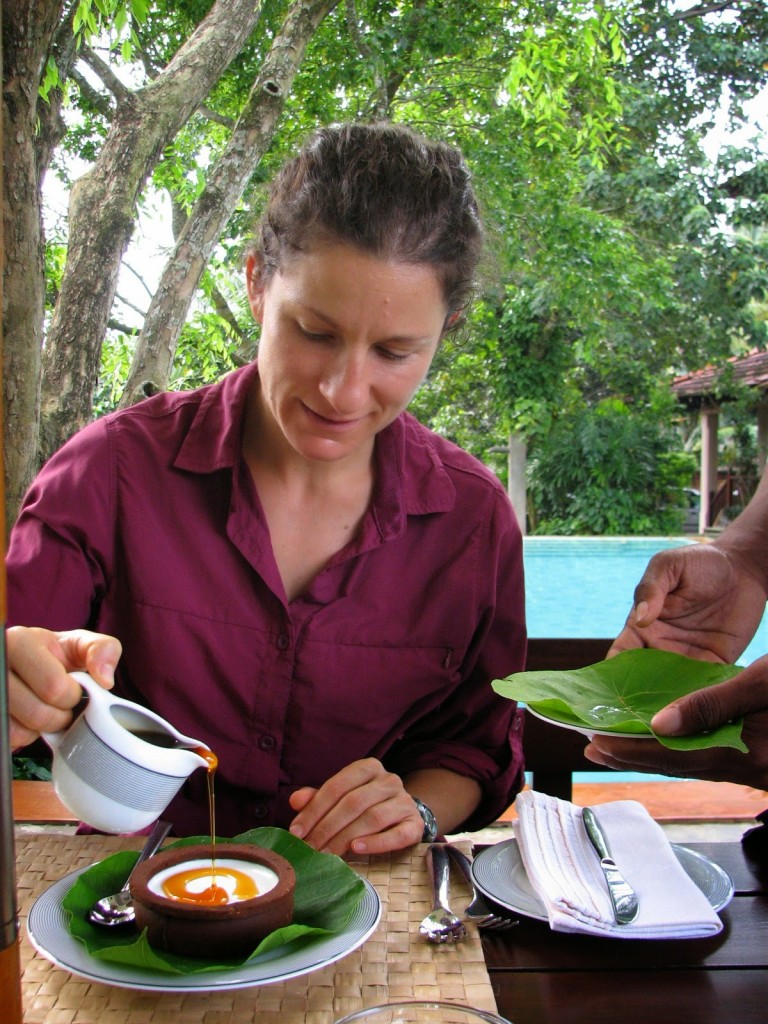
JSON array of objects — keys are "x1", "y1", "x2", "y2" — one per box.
[
  {"x1": 528, "y1": 400, "x2": 697, "y2": 535},
  {"x1": 44, "y1": 239, "x2": 68, "y2": 308},
  {"x1": 416, "y1": 2, "x2": 767, "y2": 538},
  {"x1": 169, "y1": 314, "x2": 239, "y2": 391},
  {"x1": 42, "y1": 1, "x2": 147, "y2": 102},
  {"x1": 409, "y1": 302, "x2": 513, "y2": 475},
  {"x1": 93, "y1": 332, "x2": 136, "y2": 416},
  {"x1": 505, "y1": 0, "x2": 628, "y2": 164},
  {"x1": 34, "y1": 0, "x2": 768, "y2": 536},
  {"x1": 12, "y1": 755, "x2": 53, "y2": 781},
  {"x1": 167, "y1": 267, "x2": 251, "y2": 389}
]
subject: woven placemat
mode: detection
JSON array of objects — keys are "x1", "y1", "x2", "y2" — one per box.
[{"x1": 14, "y1": 833, "x2": 499, "y2": 1024}]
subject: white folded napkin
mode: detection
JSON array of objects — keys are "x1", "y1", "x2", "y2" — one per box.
[{"x1": 513, "y1": 791, "x2": 723, "y2": 939}]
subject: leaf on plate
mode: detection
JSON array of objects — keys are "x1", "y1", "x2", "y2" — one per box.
[
  {"x1": 62, "y1": 827, "x2": 366, "y2": 974},
  {"x1": 492, "y1": 648, "x2": 747, "y2": 751}
]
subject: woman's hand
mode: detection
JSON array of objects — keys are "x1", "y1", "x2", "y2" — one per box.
[
  {"x1": 585, "y1": 655, "x2": 768, "y2": 789},
  {"x1": 610, "y1": 542, "x2": 768, "y2": 664},
  {"x1": 288, "y1": 757, "x2": 425, "y2": 856},
  {"x1": 6, "y1": 626, "x2": 122, "y2": 748}
]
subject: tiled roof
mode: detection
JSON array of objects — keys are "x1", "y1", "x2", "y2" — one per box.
[{"x1": 672, "y1": 349, "x2": 768, "y2": 398}]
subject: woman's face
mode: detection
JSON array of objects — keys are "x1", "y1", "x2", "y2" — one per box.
[{"x1": 246, "y1": 242, "x2": 447, "y2": 466}]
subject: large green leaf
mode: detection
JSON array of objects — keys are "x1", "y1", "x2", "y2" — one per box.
[
  {"x1": 62, "y1": 827, "x2": 365, "y2": 974},
  {"x1": 492, "y1": 648, "x2": 747, "y2": 751}
]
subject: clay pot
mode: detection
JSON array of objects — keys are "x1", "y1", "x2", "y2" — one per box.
[{"x1": 129, "y1": 843, "x2": 296, "y2": 959}]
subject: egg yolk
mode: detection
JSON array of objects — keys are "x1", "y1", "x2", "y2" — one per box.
[{"x1": 161, "y1": 865, "x2": 260, "y2": 905}]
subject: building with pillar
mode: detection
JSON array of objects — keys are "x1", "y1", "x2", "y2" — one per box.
[{"x1": 672, "y1": 349, "x2": 768, "y2": 533}]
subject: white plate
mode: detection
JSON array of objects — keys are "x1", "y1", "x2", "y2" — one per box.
[
  {"x1": 27, "y1": 867, "x2": 381, "y2": 992},
  {"x1": 471, "y1": 838, "x2": 734, "y2": 923},
  {"x1": 526, "y1": 703, "x2": 656, "y2": 740}
]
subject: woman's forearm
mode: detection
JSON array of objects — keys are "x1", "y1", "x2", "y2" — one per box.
[{"x1": 404, "y1": 768, "x2": 482, "y2": 836}]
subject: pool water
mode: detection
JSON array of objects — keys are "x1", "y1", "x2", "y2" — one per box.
[{"x1": 524, "y1": 536, "x2": 768, "y2": 666}]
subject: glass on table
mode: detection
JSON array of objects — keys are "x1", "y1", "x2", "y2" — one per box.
[{"x1": 333, "y1": 1001, "x2": 512, "y2": 1024}]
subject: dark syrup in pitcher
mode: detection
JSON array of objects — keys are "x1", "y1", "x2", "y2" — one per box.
[{"x1": 130, "y1": 729, "x2": 184, "y2": 748}]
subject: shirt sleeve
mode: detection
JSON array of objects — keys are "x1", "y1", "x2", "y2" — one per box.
[
  {"x1": 382, "y1": 490, "x2": 527, "y2": 831},
  {"x1": 7, "y1": 417, "x2": 115, "y2": 630}
]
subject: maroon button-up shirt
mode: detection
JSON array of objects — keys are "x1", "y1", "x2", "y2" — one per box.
[{"x1": 8, "y1": 363, "x2": 527, "y2": 836}]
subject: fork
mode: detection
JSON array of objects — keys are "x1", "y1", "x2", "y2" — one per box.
[{"x1": 442, "y1": 844, "x2": 519, "y2": 931}]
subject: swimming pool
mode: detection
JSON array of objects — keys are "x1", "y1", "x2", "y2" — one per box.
[{"x1": 524, "y1": 535, "x2": 768, "y2": 666}]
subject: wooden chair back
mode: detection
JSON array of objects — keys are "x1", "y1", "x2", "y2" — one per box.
[{"x1": 522, "y1": 637, "x2": 612, "y2": 800}]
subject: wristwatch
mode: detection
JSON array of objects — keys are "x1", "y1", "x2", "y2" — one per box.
[{"x1": 412, "y1": 796, "x2": 439, "y2": 843}]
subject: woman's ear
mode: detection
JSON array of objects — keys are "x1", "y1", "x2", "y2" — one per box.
[
  {"x1": 442, "y1": 309, "x2": 462, "y2": 334},
  {"x1": 245, "y1": 253, "x2": 265, "y2": 324}
]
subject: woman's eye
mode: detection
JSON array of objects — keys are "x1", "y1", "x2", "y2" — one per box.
[
  {"x1": 299, "y1": 325, "x2": 332, "y2": 341},
  {"x1": 377, "y1": 347, "x2": 409, "y2": 362}
]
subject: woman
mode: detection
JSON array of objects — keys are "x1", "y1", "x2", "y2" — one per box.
[{"x1": 7, "y1": 122, "x2": 527, "y2": 855}]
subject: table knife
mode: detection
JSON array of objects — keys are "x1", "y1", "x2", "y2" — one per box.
[{"x1": 582, "y1": 807, "x2": 639, "y2": 925}]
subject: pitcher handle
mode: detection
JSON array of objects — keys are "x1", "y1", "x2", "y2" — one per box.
[{"x1": 40, "y1": 671, "x2": 103, "y2": 751}]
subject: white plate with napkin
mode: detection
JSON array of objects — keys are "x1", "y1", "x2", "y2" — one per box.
[{"x1": 472, "y1": 792, "x2": 732, "y2": 939}]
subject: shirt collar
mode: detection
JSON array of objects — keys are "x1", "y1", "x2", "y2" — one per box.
[
  {"x1": 174, "y1": 362, "x2": 457, "y2": 527},
  {"x1": 371, "y1": 412, "x2": 457, "y2": 542},
  {"x1": 174, "y1": 363, "x2": 260, "y2": 473}
]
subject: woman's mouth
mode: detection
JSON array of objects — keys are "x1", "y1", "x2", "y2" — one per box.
[{"x1": 303, "y1": 404, "x2": 366, "y2": 431}]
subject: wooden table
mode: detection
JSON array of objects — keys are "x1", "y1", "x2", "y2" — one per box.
[
  {"x1": 14, "y1": 832, "x2": 768, "y2": 1023},
  {"x1": 482, "y1": 840, "x2": 768, "y2": 1024}
]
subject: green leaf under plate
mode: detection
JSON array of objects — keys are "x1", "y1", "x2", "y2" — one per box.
[
  {"x1": 62, "y1": 827, "x2": 366, "y2": 974},
  {"x1": 492, "y1": 648, "x2": 747, "y2": 751}
]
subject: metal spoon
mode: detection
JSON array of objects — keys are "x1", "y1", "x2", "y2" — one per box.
[
  {"x1": 419, "y1": 843, "x2": 467, "y2": 943},
  {"x1": 87, "y1": 819, "x2": 172, "y2": 927}
]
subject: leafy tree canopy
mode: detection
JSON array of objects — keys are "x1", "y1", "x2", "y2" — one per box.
[{"x1": 4, "y1": 0, "x2": 767, "y2": 533}]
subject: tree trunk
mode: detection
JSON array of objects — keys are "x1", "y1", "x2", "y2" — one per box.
[
  {"x1": 39, "y1": 0, "x2": 268, "y2": 465},
  {"x1": 119, "y1": 0, "x2": 339, "y2": 408},
  {"x1": 2, "y1": 0, "x2": 64, "y2": 529}
]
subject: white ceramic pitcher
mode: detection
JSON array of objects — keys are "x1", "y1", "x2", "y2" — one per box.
[{"x1": 42, "y1": 672, "x2": 210, "y2": 833}]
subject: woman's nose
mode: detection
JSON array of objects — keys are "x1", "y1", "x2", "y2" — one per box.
[{"x1": 318, "y1": 350, "x2": 369, "y2": 413}]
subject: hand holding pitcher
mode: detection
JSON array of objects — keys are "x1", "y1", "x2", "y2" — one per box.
[{"x1": 41, "y1": 673, "x2": 210, "y2": 834}]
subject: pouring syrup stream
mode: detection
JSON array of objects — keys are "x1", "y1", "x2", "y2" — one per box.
[
  {"x1": 160, "y1": 746, "x2": 225, "y2": 904},
  {"x1": 159, "y1": 746, "x2": 258, "y2": 905}
]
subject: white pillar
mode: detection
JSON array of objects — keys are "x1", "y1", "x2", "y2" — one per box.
[
  {"x1": 757, "y1": 402, "x2": 768, "y2": 477},
  {"x1": 699, "y1": 409, "x2": 719, "y2": 533},
  {"x1": 507, "y1": 433, "x2": 527, "y2": 535}
]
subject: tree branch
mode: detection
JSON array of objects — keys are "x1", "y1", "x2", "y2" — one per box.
[
  {"x1": 118, "y1": 0, "x2": 339, "y2": 408},
  {"x1": 121, "y1": 260, "x2": 156, "y2": 301},
  {"x1": 672, "y1": 2, "x2": 739, "y2": 21},
  {"x1": 132, "y1": 37, "x2": 237, "y2": 127},
  {"x1": 344, "y1": 0, "x2": 389, "y2": 118},
  {"x1": 107, "y1": 316, "x2": 140, "y2": 335},
  {"x1": 80, "y1": 45, "x2": 133, "y2": 103},
  {"x1": 114, "y1": 291, "x2": 149, "y2": 319},
  {"x1": 209, "y1": 282, "x2": 249, "y2": 344},
  {"x1": 70, "y1": 66, "x2": 115, "y2": 119}
]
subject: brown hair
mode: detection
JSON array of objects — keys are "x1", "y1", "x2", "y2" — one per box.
[{"x1": 249, "y1": 122, "x2": 484, "y2": 330}]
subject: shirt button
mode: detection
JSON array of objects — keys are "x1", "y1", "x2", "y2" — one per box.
[
  {"x1": 258, "y1": 734, "x2": 276, "y2": 751},
  {"x1": 276, "y1": 632, "x2": 290, "y2": 650},
  {"x1": 253, "y1": 804, "x2": 269, "y2": 820}
]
